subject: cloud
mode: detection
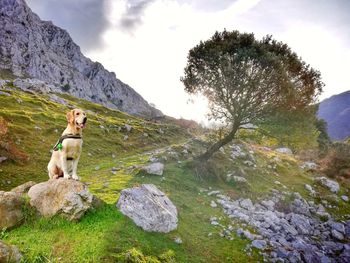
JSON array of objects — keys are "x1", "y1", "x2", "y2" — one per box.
[
  {"x1": 26, "y1": 0, "x2": 110, "y2": 52},
  {"x1": 119, "y1": 0, "x2": 155, "y2": 32}
]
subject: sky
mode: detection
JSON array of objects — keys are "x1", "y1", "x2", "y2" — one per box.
[{"x1": 27, "y1": 0, "x2": 350, "y2": 123}]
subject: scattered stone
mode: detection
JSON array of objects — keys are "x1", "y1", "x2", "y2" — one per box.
[
  {"x1": 252, "y1": 240, "x2": 267, "y2": 250},
  {"x1": 233, "y1": 176, "x2": 247, "y2": 183},
  {"x1": 341, "y1": 195, "x2": 349, "y2": 202},
  {"x1": 94, "y1": 165, "x2": 100, "y2": 171},
  {"x1": 11, "y1": 181, "x2": 36, "y2": 195},
  {"x1": 0, "y1": 191, "x2": 24, "y2": 229},
  {"x1": 207, "y1": 190, "x2": 220, "y2": 196},
  {"x1": 0, "y1": 240, "x2": 22, "y2": 263},
  {"x1": 116, "y1": 184, "x2": 177, "y2": 233},
  {"x1": 0, "y1": 156, "x2": 7, "y2": 164},
  {"x1": 240, "y1": 199, "x2": 254, "y2": 210},
  {"x1": 174, "y1": 237, "x2": 182, "y2": 244},
  {"x1": 275, "y1": 147, "x2": 293, "y2": 155},
  {"x1": 123, "y1": 135, "x2": 129, "y2": 141},
  {"x1": 141, "y1": 162, "x2": 164, "y2": 176},
  {"x1": 331, "y1": 230, "x2": 344, "y2": 240},
  {"x1": 261, "y1": 200, "x2": 275, "y2": 211},
  {"x1": 304, "y1": 184, "x2": 316, "y2": 196},
  {"x1": 316, "y1": 177, "x2": 340, "y2": 193},
  {"x1": 28, "y1": 179, "x2": 94, "y2": 221},
  {"x1": 210, "y1": 200, "x2": 218, "y2": 208},
  {"x1": 124, "y1": 124, "x2": 132, "y2": 132},
  {"x1": 300, "y1": 162, "x2": 317, "y2": 171}
]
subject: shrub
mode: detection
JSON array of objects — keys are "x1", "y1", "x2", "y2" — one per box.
[{"x1": 320, "y1": 142, "x2": 350, "y2": 178}]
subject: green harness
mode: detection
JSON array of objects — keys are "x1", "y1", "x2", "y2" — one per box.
[{"x1": 53, "y1": 134, "x2": 82, "y2": 151}]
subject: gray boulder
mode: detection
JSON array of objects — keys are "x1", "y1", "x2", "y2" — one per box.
[
  {"x1": 116, "y1": 184, "x2": 178, "y2": 233},
  {"x1": 28, "y1": 179, "x2": 94, "y2": 221},
  {"x1": 0, "y1": 191, "x2": 23, "y2": 229},
  {"x1": 0, "y1": 240, "x2": 22, "y2": 263},
  {"x1": 275, "y1": 147, "x2": 293, "y2": 155},
  {"x1": 141, "y1": 162, "x2": 164, "y2": 176},
  {"x1": 316, "y1": 177, "x2": 340, "y2": 193}
]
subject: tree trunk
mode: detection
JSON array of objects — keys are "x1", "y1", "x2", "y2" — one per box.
[{"x1": 196, "y1": 125, "x2": 239, "y2": 162}]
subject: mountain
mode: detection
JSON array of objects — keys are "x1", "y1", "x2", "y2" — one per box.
[
  {"x1": 318, "y1": 90, "x2": 350, "y2": 140},
  {"x1": 0, "y1": 0, "x2": 161, "y2": 117}
]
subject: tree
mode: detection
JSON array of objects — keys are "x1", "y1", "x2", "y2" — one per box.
[{"x1": 181, "y1": 30, "x2": 323, "y2": 162}]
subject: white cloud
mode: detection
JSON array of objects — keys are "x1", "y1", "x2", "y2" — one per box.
[{"x1": 86, "y1": 0, "x2": 350, "y2": 123}]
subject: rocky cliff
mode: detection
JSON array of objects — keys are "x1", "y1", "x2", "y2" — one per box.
[{"x1": 0, "y1": 0, "x2": 162, "y2": 117}]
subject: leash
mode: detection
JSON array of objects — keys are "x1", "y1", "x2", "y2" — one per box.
[{"x1": 53, "y1": 134, "x2": 82, "y2": 151}]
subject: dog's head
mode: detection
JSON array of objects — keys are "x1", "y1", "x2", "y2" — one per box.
[{"x1": 66, "y1": 109, "x2": 87, "y2": 129}]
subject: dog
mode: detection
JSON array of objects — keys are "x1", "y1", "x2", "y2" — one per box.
[{"x1": 48, "y1": 109, "x2": 87, "y2": 180}]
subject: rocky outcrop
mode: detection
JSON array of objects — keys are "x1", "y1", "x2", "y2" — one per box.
[
  {"x1": 0, "y1": 191, "x2": 23, "y2": 229},
  {"x1": 0, "y1": 241, "x2": 22, "y2": 263},
  {"x1": 209, "y1": 189, "x2": 350, "y2": 262},
  {"x1": 0, "y1": 0, "x2": 162, "y2": 118},
  {"x1": 28, "y1": 179, "x2": 94, "y2": 221},
  {"x1": 275, "y1": 147, "x2": 293, "y2": 155},
  {"x1": 117, "y1": 184, "x2": 178, "y2": 233},
  {"x1": 141, "y1": 162, "x2": 164, "y2": 176}
]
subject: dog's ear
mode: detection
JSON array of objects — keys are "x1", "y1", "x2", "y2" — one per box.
[{"x1": 66, "y1": 109, "x2": 75, "y2": 125}]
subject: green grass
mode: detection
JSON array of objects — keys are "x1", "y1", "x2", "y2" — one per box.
[{"x1": 1, "y1": 84, "x2": 350, "y2": 262}]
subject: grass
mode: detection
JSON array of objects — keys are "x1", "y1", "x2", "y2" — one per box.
[{"x1": 1, "y1": 83, "x2": 350, "y2": 262}]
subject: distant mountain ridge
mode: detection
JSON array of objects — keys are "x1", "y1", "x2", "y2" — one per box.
[
  {"x1": 318, "y1": 90, "x2": 350, "y2": 141},
  {"x1": 0, "y1": 0, "x2": 162, "y2": 117}
]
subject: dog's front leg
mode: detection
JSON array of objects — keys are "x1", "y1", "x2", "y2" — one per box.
[
  {"x1": 60, "y1": 153, "x2": 70, "y2": 179},
  {"x1": 72, "y1": 156, "x2": 80, "y2": 180}
]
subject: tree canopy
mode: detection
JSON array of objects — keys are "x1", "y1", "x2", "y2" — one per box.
[{"x1": 181, "y1": 30, "x2": 324, "y2": 161}]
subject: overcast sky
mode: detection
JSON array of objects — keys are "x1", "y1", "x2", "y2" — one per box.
[{"x1": 27, "y1": 0, "x2": 350, "y2": 123}]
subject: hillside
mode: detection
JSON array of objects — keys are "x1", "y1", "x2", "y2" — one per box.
[
  {"x1": 0, "y1": 0, "x2": 161, "y2": 117},
  {"x1": 318, "y1": 91, "x2": 350, "y2": 141},
  {"x1": 1, "y1": 81, "x2": 350, "y2": 262}
]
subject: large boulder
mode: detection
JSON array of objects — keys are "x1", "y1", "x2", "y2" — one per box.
[
  {"x1": 141, "y1": 162, "x2": 164, "y2": 176},
  {"x1": 11, "y1": 181, "x2": 36, "y2": 196},
  {"x1": 315, "y1": 177, "x2": 340, "y2": 193},
  {"x1": 28, "y1": 179, "x2": 94, "y2": 221},
  {"x1": 117, "y1": 184, "x2": 178, "y2": 233},
  {"x1": 0, "y1": 241, "x2": 22, "y2": 263},
  {"x1": 0, "y1": 192, "x2": 23, "y2": 229}
]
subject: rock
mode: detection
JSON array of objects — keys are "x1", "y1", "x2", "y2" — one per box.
[
  {"x1": 0, "y1": 240, "x2": 22, "y2": 263},
  {"x1": 289, "y1": 214, "x2": 311, "y2": 235},
  {"x1": 207, "y1": 190, "x2": 220, "y2": 196},
  {"x1": 28, "y1": 179, "x2": 94, "y2": 221},
  {"x1": 0, "y1": 191, "x2": 24, "y2": 229},
  {"x1": 275, "y1": 147, "x2": 293, "y2": 155},
  {"x1": 124, "y1": 124, "x2": 133, "y2": 132},
  {"x1": 174, "y1": 237, "x2": 182, "y2": 244},
  {"x1": 330, "y1": 222, "x2": 345, "y2": 234},
  {"x1": 331, "y1": 230, "x2": 344, "y2": 240},
  {"x1": 210, "y1": 200, "x2": 217, "y2": 208},
  {"x1": 304, "y1": 184, "x2": 316, "y2": 196},
  {"x1": 0, "y1": 156, "x2": 7, "y2": 163},
  {"x1": 231, "y1": 145, "x2": 247, "y2": 159},
  {"x1": 117, "y1": 184, "x2": 177, "y2": 233},
  {"x1": 233, "y1": 176, "x2": 247, "y2": 183},
  {"x1": 316, "y1": 177, "x2": 340, "y2": 193},
  {"x1": 300, "y1": 162, "x2": 317, "y2": 171},
  {"x1": 0, "y1": 0, "x2": 161, "y2": 118},
  {"x1": 261, "y1": 200, "x2": 275, "y2": 211},
  {"x1": 141, "y1": 162, "x2": 164, "y2": 176},
  {"x1": 252, "y1": 240, "x2": 267, "y2": 250},
  {"x1": 341, "y1": 195, "x2": 349, "y2": 202},
  {"x1": 11, "y1": 181, "x2": 36, "y2": 195},
  {"x1": 94, "y1": 165, "x2": 100, "y2": 171},
  {"x1": 240, "y1": 199, "x2": 254, "y2": 210}
]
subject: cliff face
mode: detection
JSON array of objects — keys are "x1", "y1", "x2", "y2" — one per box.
[
  {"x1": 0, "y1": 0, "x2": 162, "y2": 117},
  {"x1": 318, "y1": 91, "x2": 350, "y2": 141}
]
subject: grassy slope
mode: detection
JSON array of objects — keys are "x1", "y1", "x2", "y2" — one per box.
[{"x1": 1, "y1": 83, "x2": 350, "y2": 262}]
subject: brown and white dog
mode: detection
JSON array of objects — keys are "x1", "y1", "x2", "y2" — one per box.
[{"x1": 47, "y1": 109, "x2": 87, "y2": 180}]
